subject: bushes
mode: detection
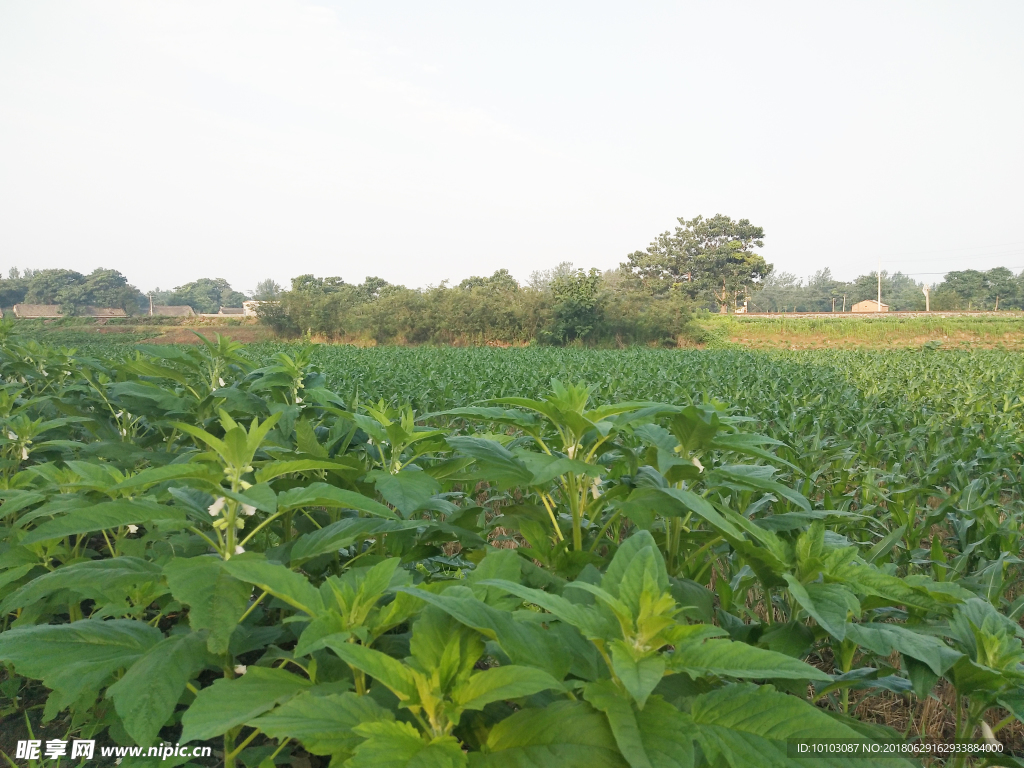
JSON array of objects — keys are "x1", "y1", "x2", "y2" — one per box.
[{"x1": 264, "y1": 270, "x2": 695, "y2": 347}]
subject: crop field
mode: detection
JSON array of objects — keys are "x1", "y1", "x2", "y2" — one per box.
[{"x1": 1, "y1": 329, "x2": 1024, "y2": 766}]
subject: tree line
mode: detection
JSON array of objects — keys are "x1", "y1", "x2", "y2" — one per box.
[
  {"x1": 0, "y1": 269, "x2": 250, "y2": 316},
  {"x1": 3, "y1": 214, "x2": 1022, "y2": 344},
  {"x1": 753, "y1": 266, "x2": 1024, "y2": 313}
]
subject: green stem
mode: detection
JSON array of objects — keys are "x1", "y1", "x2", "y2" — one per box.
[
  {"x1": 237, "y1": 591, "x2": 267, "y2": 625},
  {"x1": 239, "y1": 509, "x2": 290, "y2": 547},
  {"x1": 589, "y1": 509, "x2": 622, "y2": 552},
  {"x1": 226, "y1": 727, "x2": 261, "y2": 762}
]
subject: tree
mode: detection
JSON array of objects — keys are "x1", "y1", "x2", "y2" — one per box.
[
  {"x1": 252, "y1": 279, "x2": 282, "y2": 301},
  {"x1": 166, "y1": 278, "x2": 247, "y2": 313},
  {"x1": 984, "y1": 267, "x2": 1017, "y2": 310},
  {"x1": 23, "y1": 269, "x2": 86, "y2": 304},
  {"x1": 547, "y1": 268, "x2": 603, "y2": 343},
  {"x1": 749, "y1": 272, "x2": 802, "y2": 312},
  {"x1": 528, "y1": 261, "x2": 576, "y2": 292},
  {"x1": 621, "y1": 214, "x2": 772, "y2": 312},
  {"x1": 81, "y1": 268, "x2": 144, "y2": 314},
  {"x1": 935, "y1": 270, "x2": 988, "y2": 310}
]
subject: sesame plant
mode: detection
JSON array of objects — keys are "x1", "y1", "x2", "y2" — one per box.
[{"x1": 0, "y1": 327, "x2": 1022, "y2": 767}]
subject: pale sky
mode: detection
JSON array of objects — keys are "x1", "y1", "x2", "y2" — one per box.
[{"x1": 1, "y1": 1, "x2": 1022, "y2": 293}]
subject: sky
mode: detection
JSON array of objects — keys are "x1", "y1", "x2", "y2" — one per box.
[{"x1": 1, "y1": 1, "x2": 1022, "y2": 294}]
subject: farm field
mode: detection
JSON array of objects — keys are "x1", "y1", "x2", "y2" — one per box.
[{"x1": 1, "y1": 330, "x2": 1024, "y2": 766}]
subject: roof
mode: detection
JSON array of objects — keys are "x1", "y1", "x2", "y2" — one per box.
[
  {"x1": 852, "y1": 299, "x2": 889, "y2": 308},
  {"x1": 218, "y1": 307, "x2": 245, "y2": 315},
  {"x1": 13, "y1": 304, "x2": 62, "y2": 318},
  {"x1": 13, "y1": 304, "x2": 127, "y2": 318},
  {"x1": 76, "y1": 307, "x2": 127, "y2": 318},
  {"x1": 152, "y1": 305, "x2": 195, "y2": 317}
]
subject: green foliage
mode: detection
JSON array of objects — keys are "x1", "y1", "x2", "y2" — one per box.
[
  {"x1": 621, "y1": 214, "x2": 771, "y2": 312},
  {"x1": 0, "y1": 267, "x2": 146, "y2": 315},
  {"x1": 0, "y1": 331, "x2": 1022, "y2": 767},
  {"x1": 152, "y1": 277, "x2": 247, "y2": 314}
]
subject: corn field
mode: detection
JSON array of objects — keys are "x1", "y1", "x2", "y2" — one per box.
[{"x1": 1, "y1": 329, "x2": 1023, "y2": 767}]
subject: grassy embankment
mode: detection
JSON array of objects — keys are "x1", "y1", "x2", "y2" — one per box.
[
  {"x1": 694, "y1": 313, "x2": 1024, "y2": 349},
  {"x1": 8, "y1": 312, "x2": 1024, "y2": 350}
]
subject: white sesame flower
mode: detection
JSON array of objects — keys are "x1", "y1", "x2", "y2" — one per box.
[
  {"x1": 234, "y1": 664, "x2": 247, "y2": 675},
  {"x1": 40, "y1": 369, "x2": 47, "y2": 377},
  {"x1": 119, "y1": 428, "x2": 127, "y2": 436},
  {"x1": 21, "y1": 447, "x2": 28, "y2": 461},
  {"x1": 692, "y1": 456, "x2": 704, "y2": 472},
  {"x1": 208, "y1": 496, "x2": 226, "y2": 516},
  {"x1": 218, "y1": 377, "x2": 226, "y2": 387},
  {"x1": 295, "y1": 396, "x2": 303, "y2": 403},
  {"x1": 116, "y1": 759, "x2": 122, "y2": 766},
  {"x1": 242, "y1": 504, "x2": 256, "y2": 516},
  {"x1": 6, "y1": 431, "x2": 15, "y2": 440},
  {"x1": 115, "y1": 411, "x2": 123, "y2": 418},
  {"x1": 234, "y1": 545, "x2": 245, "y2": 555},
  {"x1": 127, "y1": 524, "x2": 138, "y2": 534}
]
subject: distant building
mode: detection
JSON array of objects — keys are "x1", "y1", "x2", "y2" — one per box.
[
  {"x1": 851, "y1": 300, "x2": 889, "y2": 313},
  {"x1": 13, "y1": 304, "x2": 127, "y2": 318},
  {"x1": 199, "y1": 306, "x2": 246, "y2": 318},
  {"x1": 150, "y1": 305, "x2": 195, "y2": 317},
  {"x1": 242, "y1": 300, "x2": 274, "y2": 316}
]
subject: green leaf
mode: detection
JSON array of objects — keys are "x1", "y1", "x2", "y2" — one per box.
[
  {"x1": 0, "y1": 619, "x2": 161, "y2": 712},
  {"x1": 366, "y1": 470, "x2": 440, "y2": 516},
  {"x1": 602, "y1": 530, "x2": 667, "y2": 599},
  {"x1": 584, "y1": 680, "x2": 653, "y2": 768},
  {"x1": 115, "y1": 464, "x2": 220, "y2": 492},
  {"x1": 782, "y1": 576, "x2": 860, "y2": 640},
  {"x1": 250, "y1": 690, "x2": 390, "y2": 755},
  {"x1": 446, "y1": 436, "x2": 533, "y2": 488},
  {"x1": 844, "y1": 623, "x2": 963, "y2": 676},
  {"x1": 468, "y1": 700, "x2": 625, "y2": 768},
  {"x1": 324, "y1": 639, "x2": 416, "y2": 700},
  {"x1": 691, "y1": 684, "x2": 907, "y2": 768},
  {"x1": 0, "y1": 490, "x2": 46, "y2": 519},
  {"x1": 516, "y1": 451, "x2": 603, "y2": 486},
  {"x1": 669, "y1": 639, "x2": 831, "y2": 681},
  {"x1": 830, "y1": 560, "x2": 949, "y2": 613},
  {"x1": 394, "y1": 587, "x2": 572, "y2": 680},
  {"x1": 254, "y1": 458, "x2": 360, "y2": 483},
  {"x1": 347, "y1": 720, "x2": 467, "y2": 768},
  {"x1": 453, "y1": 665, "x2": 563, "y2": 712},
  {"x1": 634, "y1": 697, "x2": 695, "y2": 768},
  {"x1": 478, "y1": 579, "x2": 610, "y2": 640},
  {"x1": 710, "y1": 466, "x2": 811, "y2": 512},
  {"x1": 180, "y1": 667, "x2": 312, "y2": 743},
  {"x1": 0, "y1": 557, "x2": 162, "y2": 615},
  {"x1": 276, "y1": 482, "x2": 397, "y2": 519},
  {"x1": 107, "y1": 631, "x2": 210, "y2": 746},
  {"x1": 290, "y1": 518, "x2": 424, "y2": 563},
  {"x1": 223, "y1": 555, "x2": 324, "y2": 616},
  {"x1": 164, "y1": 556, "x2": 253, "y2": 655},
  {"x1": 609, "y1": 644, "x2": 665, "y2": 709},
  {"x1": 21, "y1": 500, "x2": 186, "y2": 544}
]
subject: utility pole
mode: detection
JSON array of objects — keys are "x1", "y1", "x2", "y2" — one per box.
[
  {"x1": 148, "y1": 292, "x2": 154, "y2": 316},
  {"x1": 877, "y1": 259, "x2": 882, "y2": 311},
  {"x1": 922, "y1": 285, "x2": 930, "y2": 312},
  {"x1": 843, "y1": 295, "x2": 847, "y2": 312},
  {"x1": 831, "y1": 297, "x2": 836, "y2": 313}
]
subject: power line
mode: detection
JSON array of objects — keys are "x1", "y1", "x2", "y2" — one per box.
[{"x1": 870, "y1": 241, "x2": 1024, "y2": 258}]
